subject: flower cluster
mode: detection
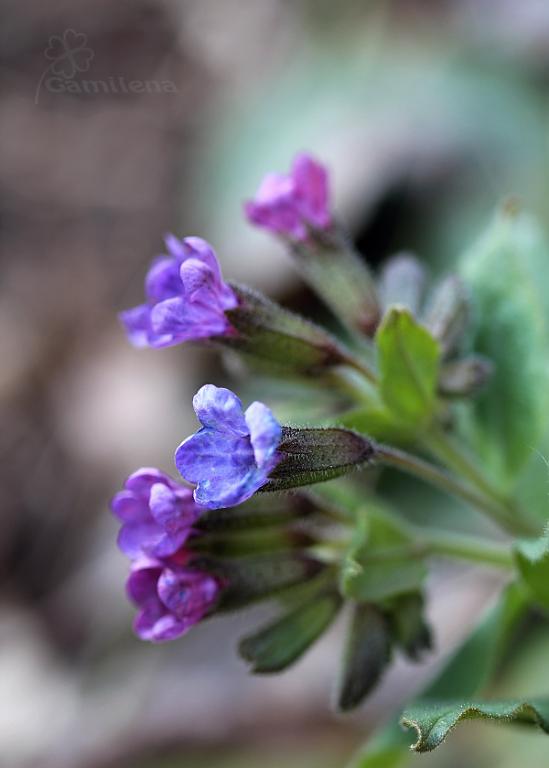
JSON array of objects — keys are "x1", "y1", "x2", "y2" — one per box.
[
  {"x1": 111, "y1": 468, "x2": 221, "y2": 642},
  {"x1": 111, "y1": 150, "x2": 503, "y2": 720}
]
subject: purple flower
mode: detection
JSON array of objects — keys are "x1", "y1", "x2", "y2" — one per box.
[
  {"x1": 175, "y1": 385, "x2": 282, "y2": 510},
  {"x1": 244, "y1": 153, "x2": 331, "y2": 241},
  {"x1": 127, "y1": 555, "x2": 220, "y2": 642},
  {"x1": 120, "y1": 235, "x2": 238, "y2": 348},
  {"x1": 111, "y1": 468, "x2": 203, "y2": 559}
]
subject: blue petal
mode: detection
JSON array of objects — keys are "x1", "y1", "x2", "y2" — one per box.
[
  {"x1": 245, "y1": 401, "x2": 282, "y2": 468},
  {"x1": 192, "y1": 385, "x2": 249, "y2": 435},
  {"x1": 175, "y1": 428, "x2": 253, "y2": 484}
]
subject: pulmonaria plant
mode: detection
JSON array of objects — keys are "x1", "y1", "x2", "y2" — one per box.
[{"x1": 114, "y1": 153, "x2": 549, "y2": 764}]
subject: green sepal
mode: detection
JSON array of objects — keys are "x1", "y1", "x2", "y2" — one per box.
[
  {"x1": 193, "y1": 553, "x2": 325, "y2": 612},
  {"x1": 264, "y1": 426, "x2": 375, "y2": 492},
  {"x1": 340, "y1": 506, "x2": 426, "y2": 602},
  {"x1": 223, "y1": 283, "x2": 350, "y2": 377},
  {"x1": 335, "y1": 603, "x2": 392, "y2": 712},
  {"x1": 190, "y1": 527, "x2": 314, "y2": 558},
  {"x1": 195, "y1": 492, "x2": 320, "y2": 533},
  {"x1": 514, "y1": 528, "x2": 549, "y2": 610},
  {"x1": 375, "y1": 307, "x2": 440, "y2": 430},
  {"x1": 291, "y1": 227, "x2": 380, "y2": 336},
  {"x1": 238, "y1": 589, "x2": 342, "y2": 674},
  {"x1": 401, "y1": 698, "x2": 549, "y2": 753}
]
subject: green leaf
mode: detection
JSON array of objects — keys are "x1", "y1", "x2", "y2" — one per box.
[
  {"x1": 340, "y1": 506, "x2": 426, "y2": 602},
  {"x1": 348, "y1": 585, "x2": 527, "y2": 767},
  {"x1": 239, "y1": 590, "x2": 342, "y2": 673},
  {"x1": 338, "y1": 404, "x2": 416, "y2": 444},
  {"x1": 385, "y1": 593, "x2": 432, "y2": 661},
  {"x1": 336, "y1": 603, "x2": 392, "y2": 711},
  {"x1": 514, "y1": 528, "x2": 549, "y2": 610},
  {"x1": 459, "y1": 209, "x2": 549, "y2": 487},
  {"x1": 401, "y1": 698, "x2": 549, "y2": 752},
  {"x1": 376, "y1": 307, "x2": 440, "y2": 429}
]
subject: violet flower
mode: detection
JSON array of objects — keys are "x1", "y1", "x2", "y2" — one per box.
[
  {"x1": 111, "y1": 468, "x2": 202, "y2": 559},
  {"x1": 244, "y1": 153, "x2": 331, "y2": 241},
  {"x1": 127, "y1": 555, "x2": 220, "y2": 642},
  {"x1": 120, "y1": 235, "x2": 238, "y2": 348},
  {"x1": 175, "y1": 385, "x2": 282, "y2": 510}
]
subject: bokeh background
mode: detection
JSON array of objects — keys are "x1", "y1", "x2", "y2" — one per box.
[{"x1": 3, "y1": 1, "x2": 549, "y2": 766}]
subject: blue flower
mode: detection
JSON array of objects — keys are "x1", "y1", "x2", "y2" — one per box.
[{"x1": 175, "y1": 385, "x2": 282, "y2": 509}]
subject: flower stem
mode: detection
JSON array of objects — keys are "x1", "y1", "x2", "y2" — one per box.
[
  {"x1": 422, "y1": 425, "x2": 540, "y2": 536},
  {"x1": 420, "y1": 529, "x2": 514, "y2": 570},
  {"x1": 375, "y1": 443, "x2": 537, "y2": 536}
]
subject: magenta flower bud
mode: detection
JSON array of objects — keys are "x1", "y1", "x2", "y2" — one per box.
[
  {"x1": 126, "y1": 555, "x2": 220, "y2": 642},
  {"x1": 244, "y1": 153, "x2": 331, "y2": 241},
  {"x1": 111, "y1": 468, "x2": 203, "y2": 559},
  {"x1": 175, "y1": 385, "x2": 282, "y2": 510},
  {"x1": 120, "y1": 235, "x2": 238, "y2": 348}
]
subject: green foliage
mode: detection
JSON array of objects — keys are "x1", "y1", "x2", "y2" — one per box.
[
  {"x1": 340, "y1": 506, "x2": 426, "y2": 602},
  {"x1": 376, "y1": 307, "x2": 440, "y2": 429},
  {"x1": 336, "y1": 603, "x2": 392, "y2": 712},
  {"x1": 514, "y1": 529, "x2": 549, "y2": 610},
  {"x1": 459, "y1": 209, "x2": 549, "y2": 488},
  {"x1": 349, "y1": 586, "x2": 527, "y2": 766},
  {"x1": 239, "y1": 590, "x2": 342, "y2": 673},
  {"x1": 401, "y1": 698, "x2": 549, "y2": 752}
]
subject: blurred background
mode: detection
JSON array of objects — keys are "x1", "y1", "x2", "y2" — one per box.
[{"x1": 3, "y1": 1, "x2": 549, "y2": 766}]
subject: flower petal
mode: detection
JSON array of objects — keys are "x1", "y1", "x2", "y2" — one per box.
[
  {"x1": 110, "y1": 490, "x2": 150, "y2": 523},
  {"x1": 244, "y1": 401, "x2": 282, "y2": 468},
  {"x1": 192, "y1": 384, "x2": 248, "y2": 435},
  {"x1": 124, "y1": 468, "x2": 173, "y2": 495},
  {"x1": 117, "y1": 521, "x2": 165, "y2": 559},
  {"x1": 292, "y1": 153, "x2": 331, "y2": 229},
  {"x1": 157, "y1": 568, "x2": 219, "y2": 622},
  {"x1": 145, "y1": 256, "x2": 183, "y2": 301},
  {"x1": 175, "y1": 427, "x2": 253, "y2": 484},
  {"x1": 119, "y1": 304, "x2": 152, "y2": 348}
]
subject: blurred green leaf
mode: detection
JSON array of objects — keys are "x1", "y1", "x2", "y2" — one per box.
[
  {"x1": 376, "y1": 307, "x2": 440, "y2": 429},
  {"x1": 385, "y1": 593, "x2": 432, "y2": 661},
  {"x1": 336, "y1": 603, "x2": 392, "y2": 712},
  {"x1": 401, "y1": 698, "x2": 549, "y2": 753},
  {"x1": 459, "y1": 209, "x2": 549, "y2": 488},
  {"x1": 514, "y1": 529, "x2": 549, "y2": 610},
  {"x1": 239, "y1": 590, "x2": 341, "y2": 673},
  {"x1": 340, "y1": 506, "x2": 426, "y2": 602}
]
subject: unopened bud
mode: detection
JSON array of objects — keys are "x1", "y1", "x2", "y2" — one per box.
[
  {"x1": 438, "y1": 355, "x2": 494, "y2": 397},
  {"x1": 379, "y1": 253, "x2": 426, "y2": 317},
  {"x1": 423, "y1": 275, "x2": 469, "y2": 358}
]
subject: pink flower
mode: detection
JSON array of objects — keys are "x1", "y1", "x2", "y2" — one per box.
[{"x1": 244, "y1": 153, "x2": 331, "y2": 241}]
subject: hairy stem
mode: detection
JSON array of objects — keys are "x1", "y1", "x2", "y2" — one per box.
[{"x1": 375, "y1": 443, "x2": 538, "y2": 537}]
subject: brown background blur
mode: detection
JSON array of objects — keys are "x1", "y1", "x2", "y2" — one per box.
[{"x1": 3, "y1": 2, "x2": 549, "y2": 767}]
